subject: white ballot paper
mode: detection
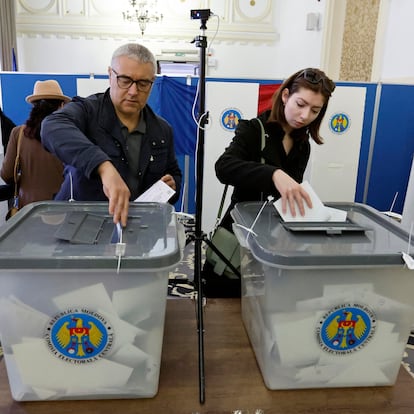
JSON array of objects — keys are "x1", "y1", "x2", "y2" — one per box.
[
  {"x1": 0, "y1": 279, "x2": 167, "y2": 400},
  {"x1": 134, "y1": 179, "x2": 175, "y2": 203},
  {"x1": 273, "y1": 180, "x2": 347, "y2": 222}
]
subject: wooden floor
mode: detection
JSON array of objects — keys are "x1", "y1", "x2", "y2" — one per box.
[{"x1": 1, "y1": 298, "x2": 414, "y2": 414}]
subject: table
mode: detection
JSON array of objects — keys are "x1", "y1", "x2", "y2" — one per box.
[{"x1": 1, "y1": 298, "x2": 414, "y2": 414}]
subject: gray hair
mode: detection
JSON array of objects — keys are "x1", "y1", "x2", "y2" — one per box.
[{"x1": 111, "y1": 43, "x2": 157, "y2": 74}]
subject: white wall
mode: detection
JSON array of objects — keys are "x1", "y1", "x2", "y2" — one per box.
[
  {"x1": 380, "y1": 0, "x2": 414, "y2": 82},
  {"x1": 10, "y1": 1, "x2": 414, "y2": 85},
  {"x1": 17, "y1": 37, "x2": 125, "y2": 75},
  {"x1": 208, "y1": 0, "x2": 325, "y2": 79},
  {"x1": 15, "y1": 0, "x2": 326, "y2": 79}
]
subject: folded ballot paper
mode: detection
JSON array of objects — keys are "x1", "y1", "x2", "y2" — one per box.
[
  {"x1": 273, "y1": 181, "x2": 347, "y2": 222},
  {"x1": 260, "y1": 283, "x2": 414, "y2": 388},
  {"x1": 0, "y1": 281, "x2": 166, "y2": 400},
  {"x1": 134, "y1": 179, "x2": 175, "y2": 203}
]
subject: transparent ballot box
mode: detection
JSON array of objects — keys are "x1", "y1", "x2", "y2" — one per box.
[
  {"x1": 231, "y1": 201, "x2": 414, "y2": 390},
  {"x1": 0, "y1": 201, "x2": 182, "y2": 401}
]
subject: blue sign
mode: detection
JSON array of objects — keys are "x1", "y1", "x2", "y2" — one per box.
[
  {"x1": 329, "y1": 112, "x2": 350, "y2": 134},
  {"x1": 221, "y1": 108, "x2": 242, "y2": 131}
]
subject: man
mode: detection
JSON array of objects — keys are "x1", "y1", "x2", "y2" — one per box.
[{"x1": 41, "y1": 43, "x2": 182, "y2": 227}]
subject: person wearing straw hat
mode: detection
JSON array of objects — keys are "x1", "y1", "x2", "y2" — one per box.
[
  {"x1": 0, "y1": 80, "x2": 71, "y2": 213},
  {"x1": 41, "y1": 43, "x2": 182, "y2": 227}
]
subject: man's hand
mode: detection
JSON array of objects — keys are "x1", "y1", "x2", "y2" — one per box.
[
  {"x1": 272, "y1": 169, "x2": 312, "y2": 216},
  {"x1": 97, "y1": 161, "x2": 131, "y2": 227},
  {"x1": 160, "y1": 174, "x2": 176, "y2": 191}
]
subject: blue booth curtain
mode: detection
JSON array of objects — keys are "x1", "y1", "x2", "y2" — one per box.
[
  {"x1": 149, "y1": 75, "x2": 198, "y2": 156},
  {"x1": 148, "y1": 76, "x2": 198, "y2": 213}
]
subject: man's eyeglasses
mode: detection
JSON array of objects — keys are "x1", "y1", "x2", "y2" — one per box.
[
  {"x1": 111, "y1": 68, "x2": 154, "y2": 92},
  {"x1": 297, "y1": 69, "x2": 335, "y2": 95}
]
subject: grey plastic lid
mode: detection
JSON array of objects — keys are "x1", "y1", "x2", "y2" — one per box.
[
  {"x1": 0, "y1": 201, "x2": 181, "y2": 270},
  {"x1": 231, "y1": 201, "x2": 412, "y2": 268}
]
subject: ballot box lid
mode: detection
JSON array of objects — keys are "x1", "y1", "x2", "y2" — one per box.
[
  {"x1": 0, "y1": 201, "x2": 181, "y2": 270},
  {"x1": 231, "y1": 201, "x2": 412, "y2": 268}
]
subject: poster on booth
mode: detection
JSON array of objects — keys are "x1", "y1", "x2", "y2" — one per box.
[
  {"x1": 203, "y1": 81, "x2": 259, "y2": 233},
  {"x1": 305, "y1": 86, "x2": 367, "y2": 203}
]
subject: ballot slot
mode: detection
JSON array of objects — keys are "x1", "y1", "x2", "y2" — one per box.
[
  {"x1": 54, "y1": 212, "x2": 106, "y2": 244},
  {"x1": 281, "y1": 220, "x2": 369, "y2": 235}
]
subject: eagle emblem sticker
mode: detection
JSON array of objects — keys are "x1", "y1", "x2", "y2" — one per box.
[
  {"x1": 329, "y1": 112, "x2": 350, "y2": 134},
  {"x1": 317, "y1": 304, "x2": 376, "y2": 354},
  {"x1": 45, "y1": 309, "x2": 113, "y2": 363},
  {"x1": 220, "y1": 108, "x2": 242, "y2": 131}
]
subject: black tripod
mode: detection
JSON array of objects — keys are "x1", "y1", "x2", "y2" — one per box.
[
  {"x1": 191, "y1": 11, "x2": 208, "y2": 405},
  {"x1": 190, "y1": 9, "x2": 240, "y2": 404}
]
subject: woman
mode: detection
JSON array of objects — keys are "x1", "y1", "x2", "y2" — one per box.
[
  {"x1": 205, "y1": 68, "x2": 336, "y2": 297},
  {"x1": 0, "y1": 106, "x2": 16, "y2": 154},
  {"x1": 1, "y1": 80, "x2": 70, "y2": 211},
  {"x1": 0, "y1": 107, "x2": 16, "y2": 201}
]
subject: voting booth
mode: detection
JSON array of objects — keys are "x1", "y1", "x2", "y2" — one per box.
[
  {"x1": 232, "y1": 201, "x2": 414, "y2": 389},
  {"x1": 0, "y1": 201, "x2": 182, "y2": 401}
]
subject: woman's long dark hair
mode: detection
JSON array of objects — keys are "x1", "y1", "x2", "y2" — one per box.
[
  {"x1": 24, "y1": 99, "x2": 63, "y2": 141},
  {"x1": 0, "y1": 107, "x2": 16, "y2": 152},
  {"x1": 268, "y1": 68, "x2": 335, "y2": 145}
]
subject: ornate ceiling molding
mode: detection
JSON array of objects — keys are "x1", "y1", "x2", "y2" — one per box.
[{"x1": 15, "y1": 0, "x2": 279, "y2": 45}]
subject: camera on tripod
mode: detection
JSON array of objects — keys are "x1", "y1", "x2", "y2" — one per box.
[{"x1": 190, "y1": 9, "x2": 211, "y2": 20}]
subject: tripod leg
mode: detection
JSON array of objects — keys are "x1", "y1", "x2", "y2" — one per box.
[{"x1": 193, "y1": 233, "x2": 205, "y2": 403}]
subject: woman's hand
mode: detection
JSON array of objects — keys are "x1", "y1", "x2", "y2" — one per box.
[{"x1": 272, "y1": 169, "x2": 312, "y2": 217}]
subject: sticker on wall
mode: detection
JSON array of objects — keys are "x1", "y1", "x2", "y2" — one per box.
[
  {"x1": 220, "y1": 108, "x2": 243, "y2": 131},
  {"x1": 316, "y1": 303, "x2": 377, "y2": 354},
  {"x1": 45, "y1": 309, "x2": 113, "y2": 363},
  {"x1": 329, "y1": 112, "x2": 350, "y2": 134}
]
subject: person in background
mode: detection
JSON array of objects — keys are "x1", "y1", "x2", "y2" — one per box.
[
  {"x1": 205, "y1": 67, "x2": 336, "y2": 297},
  {"x1": 0, "y1": 106, "x2": 16, "y2": 202},
  {"x1": 0, "y1": 106, "x2": 16, "y2": 154},
  {"x1": 0, "y1": 80, "x2": 70, "y2": 210},
  {"x1": 41, "y1": 43, "x2": 182, "y2": 227}
]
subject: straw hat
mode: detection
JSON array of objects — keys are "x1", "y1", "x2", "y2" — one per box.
[{"x1": 25, "y1": 80, "x2": 71, "y2": 104}]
